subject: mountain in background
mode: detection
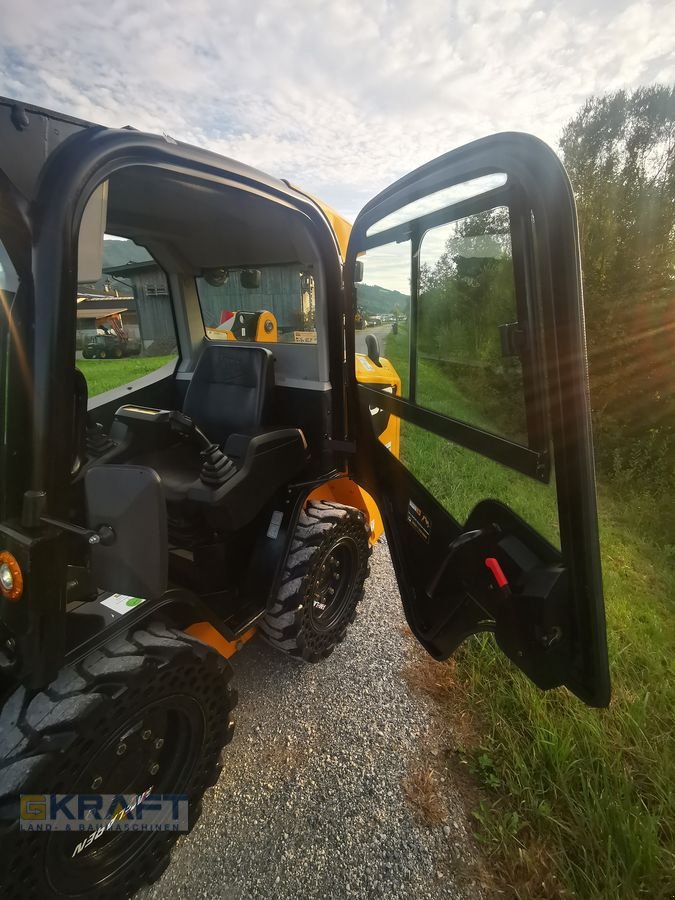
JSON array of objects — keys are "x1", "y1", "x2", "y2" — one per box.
[
  {"x1": 102, "y1": 238, "x2": 151, "y2": 269},
  {"x1": 80, "y1": 239, "x2": 150, "y2": 294},
  {"x1": 356, "y1": 283, "x2": 409, "y2": 315}
]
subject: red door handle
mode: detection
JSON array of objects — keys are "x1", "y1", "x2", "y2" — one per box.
[{"x1": 485, "y1": 557, "x2": 511, "y2": 596}]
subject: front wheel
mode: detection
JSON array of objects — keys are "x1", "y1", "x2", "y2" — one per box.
[
  {"x1": 0, "y1": 620, "x2": 236, "y2": 900},
  {"x1": 261, "y1": 500, "x2": 371, "y2": 662}
]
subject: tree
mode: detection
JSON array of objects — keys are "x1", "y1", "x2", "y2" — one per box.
[{"x1": 560, "y1": 86, "x2": 675, "y2": 487}]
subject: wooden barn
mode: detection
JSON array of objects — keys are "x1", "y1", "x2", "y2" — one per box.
[{"x1": 102, "y1": 260, "x2": 177, "y2": 347}]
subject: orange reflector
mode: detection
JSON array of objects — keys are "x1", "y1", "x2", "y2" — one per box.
[{"x1": 0, "y1": 551, "x2": 23, "y2": 601}]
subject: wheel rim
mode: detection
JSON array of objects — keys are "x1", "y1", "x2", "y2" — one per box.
[
  {"x1": 307, "y1": 536, "x2": 358, "y2": 632},
  {"x1": 45, "y1": 694, "x2": 204, "y2": 894}
]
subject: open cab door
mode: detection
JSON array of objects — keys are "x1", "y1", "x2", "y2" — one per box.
[{"x1": 344, "y1": 133, "x2": 610, "y2": 707}]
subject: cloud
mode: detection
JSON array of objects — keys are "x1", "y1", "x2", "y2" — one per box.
[{"x1": 1, "y1": 0, "x2": 674, "y2": 217}]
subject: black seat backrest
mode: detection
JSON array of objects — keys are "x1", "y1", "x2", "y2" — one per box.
[{"x1": 183, "y1": 343, "x2": 274, "y2": 444}]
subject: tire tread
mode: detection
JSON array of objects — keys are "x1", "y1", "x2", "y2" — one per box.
[
  {"x1": 0, "y1": 619, "x2": 236, "y2": 900},
  {"x1": 261, "y1": 500, "x2": 371, "y2": 661}
]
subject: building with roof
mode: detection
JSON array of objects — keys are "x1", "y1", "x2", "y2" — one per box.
[
  {"x1": 102, "y1": 260, "x2": 176, "y2": 348},
  {"x1": 75, "y1": 295, "x2": 137, "y2": 349}
]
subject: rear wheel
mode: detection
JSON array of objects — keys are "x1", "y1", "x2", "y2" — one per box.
[
  {"x1": 0, "y1": 620, "x2": 236, "y2": 900},
  {"x1": 261, "y1": 501, "x2": 371, "y2": 662}
]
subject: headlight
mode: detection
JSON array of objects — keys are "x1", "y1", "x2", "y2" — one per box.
[
  {"x1": 0, "y1": 564, "x2": 12, "y2": 591},
  {"x1": 0, "y1": 552, "x2": 23, "y2": 601}
]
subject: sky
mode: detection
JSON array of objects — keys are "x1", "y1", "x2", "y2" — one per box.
[{"x1": 1, "y1": 0, "x2": 674, "y2": 224}]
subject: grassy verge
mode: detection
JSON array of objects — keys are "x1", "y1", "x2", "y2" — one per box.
[
  {"x1": 77, "y1": 355, "x2": 176, "y2": 397},
  {"x1": 384, "y1": 329, "x2": 675, "y2": 898}
]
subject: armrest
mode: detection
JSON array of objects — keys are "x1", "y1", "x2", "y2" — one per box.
[
  {"x1": 111, "y1": 406, "x2": 176, "y2": 455},
  {"x1": 114, "y1": 405, "x2": 173, "y2": 428},
  {"x1": 224, "y1": 428, "x2": 308, "y2": 465},
  {"x1": 188, "y1": 427, "x2": 309, "y2": 530}
]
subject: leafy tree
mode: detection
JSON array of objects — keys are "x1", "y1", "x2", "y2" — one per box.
[{"x1": 560, "y1": 86, "x2": 675, "y2": 489}]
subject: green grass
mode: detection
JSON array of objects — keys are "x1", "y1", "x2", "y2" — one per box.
[
  {"x1": 385, "y1": 329, "x2": 675, "y2": 899},
  {"x1": 77, "y1": 355, "x2": 176, "y2": 397}
]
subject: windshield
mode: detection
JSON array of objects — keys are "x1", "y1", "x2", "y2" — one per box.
[{"x1": 196, "y1": 264, "x2": 317, "y2": 344}]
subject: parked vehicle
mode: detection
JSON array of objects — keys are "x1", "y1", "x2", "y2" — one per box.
[{"x1": 81, "y1": 331, "x2": 141, "y2": 359}]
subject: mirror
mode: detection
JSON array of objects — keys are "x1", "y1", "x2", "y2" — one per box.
[
  {"x1": 203, "y1": 267, "x2": 229, "y2": 287},
  {"x1": 85, "y1": 465, "x2": 168, "y2": 599},
  {"x1": 365, "y1": 333, "x2": 381, "y2": 366},
  {"x1": 240, "y1": 268, "x2": 261, "y2": 289}
]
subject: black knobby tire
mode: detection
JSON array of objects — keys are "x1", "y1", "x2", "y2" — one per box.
[
  {"x1": 261, "y1": 500, "x2": 371, "y2": 662},
  {"x1": 0, "y1": 620, "x2": 236, "y2": 900}
]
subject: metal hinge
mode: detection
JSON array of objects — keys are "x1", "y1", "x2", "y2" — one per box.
[{"x1": 499, "y1": 322, "x2": 528, "y2": 357}]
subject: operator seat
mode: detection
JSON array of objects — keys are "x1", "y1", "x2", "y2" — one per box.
[
  {"x1": 182, "y1": 340, "x2": 274, "y2": 444},
  {"x1": 118, "y1": 343, "x2": 308, "y2": 532}
]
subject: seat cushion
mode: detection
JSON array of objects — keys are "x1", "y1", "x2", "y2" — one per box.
[
  {"x1": 183, "y1": 343, "x2": 274, "y2": 444},
  {"x1": 133, "y1": 442, "x2": 202, "y2": 503}
]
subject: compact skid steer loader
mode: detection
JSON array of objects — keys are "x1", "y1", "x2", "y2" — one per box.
[{"x1": 0, "y1": 98, "x2": 610, "y2": 898}]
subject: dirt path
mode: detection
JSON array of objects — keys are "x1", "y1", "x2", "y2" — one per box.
[{"x1": 140, "y1": 541, "x2": 485, "y2": 900}]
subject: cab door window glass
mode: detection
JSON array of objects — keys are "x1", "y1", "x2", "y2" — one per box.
[
  {"x1": 354, "y1": 176, "x2": 557, "y2": 541},
  {"x1": 356, "y1": 241, "x2": 411, "y2": 391},
  {"x1": 76, "y1": 236, "x2": 178, "y2": 397},
  {"x1": 417, "y1": 207, "x2": 528, "y2": 444}
]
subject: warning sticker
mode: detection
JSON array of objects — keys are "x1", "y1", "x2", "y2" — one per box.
[
  {"x1": 100, "y1": 593, "x2": 146, "y2": 616},
  {"x1": 406, "y1": 499, "x2": 432, "y2": 543}
]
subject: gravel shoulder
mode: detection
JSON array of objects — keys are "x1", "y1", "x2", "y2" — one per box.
[{"x1": 140, "y1": 540, "x2": 485, "y2": 900}]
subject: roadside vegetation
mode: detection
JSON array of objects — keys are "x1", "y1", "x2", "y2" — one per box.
[
  {"x1": 384, "y1": 87, "x2": 675, "y2": 895},
  {"x1": 386, "y1": 329, "x2": 674, "y2": 899}
]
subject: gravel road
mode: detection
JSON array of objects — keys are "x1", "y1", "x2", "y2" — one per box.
[{"x1": 139, "y1": 541, "x2": 484, "y2": 900}]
